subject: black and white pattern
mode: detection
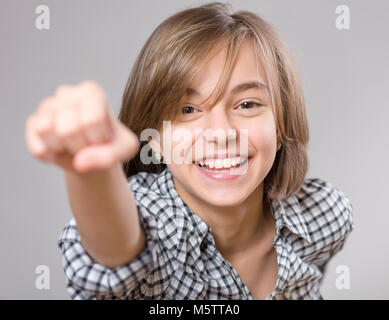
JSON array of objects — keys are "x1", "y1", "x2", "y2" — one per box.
[{"x1": 58, "y1": 166, "x2": 354, "y2": 300}]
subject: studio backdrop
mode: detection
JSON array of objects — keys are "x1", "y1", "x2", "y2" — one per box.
[{"x1": 0, "y1": 0, "x2": 388, "y2": 299}]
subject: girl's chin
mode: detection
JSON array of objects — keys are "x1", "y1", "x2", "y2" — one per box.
[
  {"x1": 192, "y1": 184, "x2": 249, "y2": 206},
  {"x1": 196, "y1": 194, "x2": 247, "y2": 208}
]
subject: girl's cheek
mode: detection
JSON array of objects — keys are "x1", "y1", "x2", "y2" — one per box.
[{"x1": 245, "y1": 118, "x2": 277, "y2": 152}]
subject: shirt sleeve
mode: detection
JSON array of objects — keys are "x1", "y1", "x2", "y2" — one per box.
[
  {"x1": 57, "y1": 202, "x2": 159, "y2": 300},
  {"x1": 304, "y1": 178, "x2": 355, "y2": 274}
]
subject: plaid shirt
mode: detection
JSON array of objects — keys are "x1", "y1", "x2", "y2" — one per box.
[{"x1": 58, "y1": 166, "x2": 354, "y2": 300}]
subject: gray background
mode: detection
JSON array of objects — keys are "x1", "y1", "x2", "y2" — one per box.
[{"x1": 1, "y1": 0, "x2": 388, "y2": 299}]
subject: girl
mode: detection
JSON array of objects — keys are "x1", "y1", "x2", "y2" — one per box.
[{"x1": 25, "y1": 2, "x2": 354, "y2": 299}]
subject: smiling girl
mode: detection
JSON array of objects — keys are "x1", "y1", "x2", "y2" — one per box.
[{"x1": 25, "y1": 2, "x2": 354, "y2": 299}]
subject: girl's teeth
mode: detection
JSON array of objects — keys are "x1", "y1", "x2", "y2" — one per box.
[{"x1": 199, "y1": 157, "x2": 246, "y2": 170}]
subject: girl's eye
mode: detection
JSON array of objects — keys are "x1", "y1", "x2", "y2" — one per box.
[
  {"x1": 182, "y1": 106, "x2": 199, "y2": 114},
  {"x1": 235, "y1": 101, "x2": 262, "y2": 110}
]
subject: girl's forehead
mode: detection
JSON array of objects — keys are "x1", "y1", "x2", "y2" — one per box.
[{"x1": 186, "y1": 38, "x2": 269, "y2": 96}]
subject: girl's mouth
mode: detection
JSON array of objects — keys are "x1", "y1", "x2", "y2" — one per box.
[{"x1": 194, "y1": 156, "x2": 251, "y2": 181}]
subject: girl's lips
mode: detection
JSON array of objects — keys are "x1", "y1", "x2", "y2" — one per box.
[{"x1": 194, "y1": 157, "x2": 251, "y2": 181}]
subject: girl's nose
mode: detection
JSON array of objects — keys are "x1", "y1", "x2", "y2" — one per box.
[{"x1": 203, "y1": 106, "x2": 236, "y2": 146}]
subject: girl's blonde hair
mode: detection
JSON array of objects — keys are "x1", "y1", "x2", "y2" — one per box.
[{"x1": 118, "y1": 2, "x2": 309, "y2": 200}]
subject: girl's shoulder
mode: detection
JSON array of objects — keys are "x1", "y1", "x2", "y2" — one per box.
[
  {"x1": 292, "y1": 177, "x2": 355, "y2": 263},
  {"x1": 127, "y1": 168, "x2": 172, "y2": 199},
  {"x1": 296, "y1": 177, "x2": 354, "y2": 228},
  {"x1": 126, "y1": 167, "x2": 180, "y2": 218},
  {"x1": 128, "y1": 170, "x2": 161, "y2": 192}
]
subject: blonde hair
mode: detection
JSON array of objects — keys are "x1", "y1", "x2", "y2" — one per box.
[{"x1": 118, "y1": 2, "x2": 309, "y2": 200}]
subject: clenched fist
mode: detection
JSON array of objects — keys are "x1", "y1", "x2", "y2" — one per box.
[{"x1": 25, "y1": 80, "x2": 140, "y2": 173}]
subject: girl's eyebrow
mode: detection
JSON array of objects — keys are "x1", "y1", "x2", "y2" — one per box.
[{"x1": 185, "y1": 80, "x2": 268, "y2": 97}]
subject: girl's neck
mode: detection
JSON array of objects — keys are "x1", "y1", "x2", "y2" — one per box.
[{"x1": 173, "y1": 178, "x2": 271, "y2": 260}]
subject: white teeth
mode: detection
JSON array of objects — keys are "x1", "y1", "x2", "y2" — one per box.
[
  {"x1": 199, "y1": 156, "x2": 246, "y2": 170},
  {"x1": 222, "y1": 158, "x2": 230, "y2": 168}
]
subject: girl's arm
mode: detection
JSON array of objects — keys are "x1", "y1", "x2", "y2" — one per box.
[
  {"x1": 25, "y1": 80, "x2": 144, "y2": 269},
  {"x1": 64, "y1": 162, "x2": 145, "y2": 269}
]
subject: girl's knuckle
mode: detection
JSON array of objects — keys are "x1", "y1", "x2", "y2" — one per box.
[
  {"x1": 37, "y1": 97, "x2": 54, "y2": 113},
  {"x1": 80, "y1": 80, "x2": 99, "y2": 91},
  {"x1": 80, "y1": 114, "x2": 104, "y2": 129},
  {"x1": 55, "y1": 123, "x2": 78, "y2": 140},
  {"x1": 35, "y1": 116, "x2": 52, "y2": 134},
  {"x1": 55, "y1": 85, "x2": 73, "y2": 97},
  {"x1": 32, "y1": 146, "x2": 49, "y2": 159}
]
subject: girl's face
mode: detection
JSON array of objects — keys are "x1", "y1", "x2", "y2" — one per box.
[{"x1": 161, "y1": 40, "x2": 278, "y2": 207}]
